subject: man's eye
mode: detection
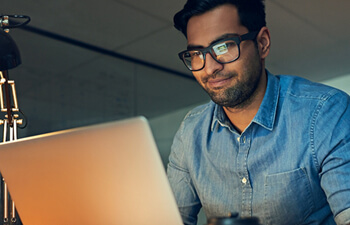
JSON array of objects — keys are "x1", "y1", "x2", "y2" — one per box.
[
  {"x1": 213, "y1": 43, "x2": 228, "y2": 55},
  {"x1": 190, "y1": 51, "x2": 201, "y2": 57},
  {"x1": 225, "y1": 41, "x2": 237, "y2": 48}
]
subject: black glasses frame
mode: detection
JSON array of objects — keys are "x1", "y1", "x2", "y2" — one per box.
[{"x1": 178, "y1": 31, "x2": 259, "y2": 71}]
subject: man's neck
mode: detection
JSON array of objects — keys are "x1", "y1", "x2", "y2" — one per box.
[{"x1": 223, "y1": 71, "x2": 267, "y2": 134}]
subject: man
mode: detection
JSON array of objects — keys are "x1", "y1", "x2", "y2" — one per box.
[{"x1": 166, "y1": 0, "x2": 350, "y2": 225}]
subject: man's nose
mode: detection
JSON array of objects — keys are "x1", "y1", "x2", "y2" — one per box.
[{"x1": 203, "y1": 53, "x2": 223, "y2": 75}]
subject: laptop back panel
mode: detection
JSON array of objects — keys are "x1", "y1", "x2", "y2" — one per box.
[{"x1": 0, "y1": 117, "x2": 183, "y2": 225}]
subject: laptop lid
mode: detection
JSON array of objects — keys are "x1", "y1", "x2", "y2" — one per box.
[{"x1": 0, "y1": 116, "x2": 183, "y2": 225}]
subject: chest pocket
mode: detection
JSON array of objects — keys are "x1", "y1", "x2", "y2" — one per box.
[{"x1": 264, "y1": 168, "x2": 314, "y2": 225}]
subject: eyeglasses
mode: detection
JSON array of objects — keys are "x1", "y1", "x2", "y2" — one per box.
[{"x1": 178, "y1": 31, "x2": 259, "y2": 71}]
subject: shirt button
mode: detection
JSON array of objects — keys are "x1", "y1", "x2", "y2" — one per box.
[
  {"x1": 242, "y1": 177, "x2": 247, "y2": 184},
  {"x1": 237, "y1": 137, "x2": 240, "y2": 142}
]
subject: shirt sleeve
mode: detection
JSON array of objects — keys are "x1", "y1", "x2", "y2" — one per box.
[
  {"x1": 167, "y1": 122, "x2": 202, "y2": 225},
  {"x1": 313, "y1": 90, "x2": 350, "y2": 225}
]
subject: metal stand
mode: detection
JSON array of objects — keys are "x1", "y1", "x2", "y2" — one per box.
[
  {"x1": 0, "y1": 70, "x2": 22, "y2": 225},
  {"x1": 0, "y1": 14, "x2": 29, "y2": 225}
]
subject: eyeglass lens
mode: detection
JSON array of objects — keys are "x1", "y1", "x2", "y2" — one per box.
[{"x1": 182, "y1": 40, "x2": 239, "y2": 71}]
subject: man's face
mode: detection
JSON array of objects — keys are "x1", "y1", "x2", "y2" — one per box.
[{"x1": 186, "y1": 4, "x2": 264, "y2": 108}]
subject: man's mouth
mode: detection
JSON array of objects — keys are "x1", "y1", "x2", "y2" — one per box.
[{"x1": 207, "y1": 76, "x2": 234, "y2": 89}]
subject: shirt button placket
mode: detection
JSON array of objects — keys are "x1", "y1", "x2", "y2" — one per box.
[{"x1": 237, "y1": 134, "x2": 252, "y2": 217}]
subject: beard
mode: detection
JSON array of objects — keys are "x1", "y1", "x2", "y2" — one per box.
[{"x1": 201, "y1": 51, "x2": 263, "y2": 108}]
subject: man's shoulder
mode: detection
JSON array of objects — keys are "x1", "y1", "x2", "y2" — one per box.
[
  {"x1": 183, "y1": 101, "x2": 215, "y2": 120},
  {"x1": 276, "y1": 74, "x2": 349, "y2": 101},
  {"x1": 179, "y1": 101, "x2": 216, "y2": 130},
  {"x1": 185, "y1": 101, "x2": 214, "y2": 117}
]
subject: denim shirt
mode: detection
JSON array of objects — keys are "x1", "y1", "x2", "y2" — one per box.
[{"x1": 167, "y1": 72, "x2": 350, "y2": 225}]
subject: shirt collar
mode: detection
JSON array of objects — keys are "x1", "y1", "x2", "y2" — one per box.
[{"x1": 211, "y1": 70, "x2": 279, "y2": 132}]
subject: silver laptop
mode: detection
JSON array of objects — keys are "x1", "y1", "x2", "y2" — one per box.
[{"x1": 0, "y1": 116, "x2": 183, "y2": 225}]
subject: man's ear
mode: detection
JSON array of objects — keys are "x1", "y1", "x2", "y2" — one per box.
[{"x1": 257, "y1": 27, "x2": 271, "y2": 59}]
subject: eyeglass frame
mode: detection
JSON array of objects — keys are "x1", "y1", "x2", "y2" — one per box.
[{"x1": 178, "y1": 31, "x2": 259, "y2": 71}]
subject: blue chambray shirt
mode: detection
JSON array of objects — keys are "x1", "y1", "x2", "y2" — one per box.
[{"x1": 167, "y1": 71, "x2": 350, "y2": 225}]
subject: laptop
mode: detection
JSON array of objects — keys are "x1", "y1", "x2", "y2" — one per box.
[{"x1": 0, "y1": 116, "x2": 183, "y2": 225}]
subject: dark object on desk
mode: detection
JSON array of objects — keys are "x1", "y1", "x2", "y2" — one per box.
[{"x1": 206, "y1": 213, "x2": 261, "y2": 225}]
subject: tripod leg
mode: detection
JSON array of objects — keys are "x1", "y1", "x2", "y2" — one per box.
[{"x1": 3, "y1": 179, "x2": 8, "y2": 224}]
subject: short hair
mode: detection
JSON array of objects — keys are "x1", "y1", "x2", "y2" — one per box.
[{"x1": 174, "y1": 0, "x2": 266, "y2": 38}]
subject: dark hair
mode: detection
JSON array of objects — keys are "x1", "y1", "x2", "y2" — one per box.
[{"x1": 174, "y1": 0, "x2": 266, "y2": 38}]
